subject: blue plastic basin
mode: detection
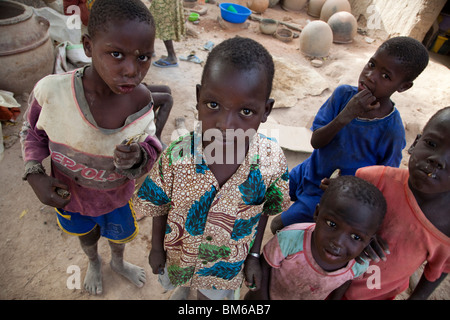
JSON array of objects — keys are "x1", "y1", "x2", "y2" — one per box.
[{"x1": 219, "y1": 3, "x2": 251, "y2": 24}]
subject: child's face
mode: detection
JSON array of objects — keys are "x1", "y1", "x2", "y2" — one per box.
[
  {"x1": 358, "y1": 48, "x2": 412, "y2": 101},
  {"x1": 408, "y1": 110, "x2": 450, "y2": 195},
  {"x1": 196, "y1": 61, "x2": 273, "y2": 153},
  {"x1": 312, "y1": 196, "x2": 379, "y2": 271},
  {"x1": 83, "y1": 19, "x2": 155, "y2": 95}
]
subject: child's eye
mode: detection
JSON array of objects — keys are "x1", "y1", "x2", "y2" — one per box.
[
  {"x1": 351, "y1": 234, "x2": 362, "y2": 241},
  {"x1": 138, "y1": 55, "x2": 149, "y2": 62},
  {"x1": 382, "y1": 73, "x2": 391, "y2": 80},
  {"x1": 240, "y1": 108, "x2": 254, "y2": 116},
  {"x1": 368, "y1": 61, "x2": 375, "y2": 68},
  {"x1": 424, "y1": 139, "x2": 437, "y2": 148},
  {"x1": 326, "y1": 220, "x2": 336, "y2": 228},
  {"x1": 206, "y1": 102, "x2": 219, "y2": 110},
  {"x1": 111, "y1": 52, "x2": 123, "y2": 59}
]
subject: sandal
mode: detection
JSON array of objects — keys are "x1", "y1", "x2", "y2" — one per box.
[
  {"x1": 153, "y1": 58, "x2": 178, "y2": 68},
  {"x1": 179, "y1": 52, "x2": 203, "y2": 64}
]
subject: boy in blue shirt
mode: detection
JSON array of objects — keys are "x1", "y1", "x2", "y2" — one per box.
[{"x1": 271, "y1": 36, "x2": 429, "y2": 232}]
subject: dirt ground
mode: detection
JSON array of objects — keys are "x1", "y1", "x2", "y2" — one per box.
[{"x1": 1, "y1": 1, "x2": 449, "y2": 300}]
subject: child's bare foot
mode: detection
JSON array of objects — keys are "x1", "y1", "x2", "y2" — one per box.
[
  {"x1": 110, "y1": 260, "x2": 146, "y2": 288},
  {"x1": 84, "y1": 256, "x2": 103, "y2": 295}
]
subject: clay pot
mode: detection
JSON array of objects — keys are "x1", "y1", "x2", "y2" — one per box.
[
  {"x1": 281, "y1": 0, "x2": 307, "y2": 12},
  {"x1": 308, "y1": 0, "x2": 327, "y2": 18},
  {"x1": 300, "y1": 20, "x2": 333, "y2": 57},
  {"x1": 328, "y1": 11, "x2": 357, "y2": 43},
  {"x1": 0, "y1": 1, "x2": 54, "y2": 94},
  {"x1": 260, "y1": 18, "x2": 278, "y2": 35},
  {"x1": 320, "y1": 0, "x2": 351, "y2": 22},
  {"x1": 269, "y1": 0, "x2": 280, "y2": 7},
  {"x1": 183, "y1": 0, "x2": 198, "y2": 8},
  {"x1": 275, "y1": 28, "x2": 293, "y2": 42},
  {"x1": 247, "y1": 0, "x2": 269, "y2": 13}
]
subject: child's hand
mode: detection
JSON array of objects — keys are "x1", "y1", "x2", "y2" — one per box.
[
  {"x1": 357, "y1": 234, "x2": 390, "y2": 264},
  {"x1": 113, "y1": 142, "x2": 142, "y2": 170},
  {"x1": 341, "y1": 89, "x2": 380, "y2": 122},
  {"x1": 27, "y1": 173, "x2": 71, "y2": 208},
  {"x1": 149, "y1": 247, "x2": 166, "y2": 275},
  {"x1": 244, "y1": 255, "x2": 262, "y2": 291}
]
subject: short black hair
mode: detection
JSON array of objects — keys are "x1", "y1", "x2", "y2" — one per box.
[
  {"x1": 201, "y1": 37, "x2": 275, "y2": 99},
  {"x1": 88, "y1": 0, "x2": 155, "y2": 38},
  {"x1": 423, "y1": 106, "x2": 450, "y2": 132},
  {"x1": 320, "y1": 175, "x2": 387, "y2": 228},
  {"x1": 377, "y1": 36, "x2": 429, "y2": 82}
]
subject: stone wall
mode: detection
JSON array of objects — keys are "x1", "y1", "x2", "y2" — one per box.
[{"x1": 348, "y1": 0, "x2": 446, "y2": 41}]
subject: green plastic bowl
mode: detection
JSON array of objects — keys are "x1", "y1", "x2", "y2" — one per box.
[{"x1": 189, "y1": 12, "x2": 199, "y2": 22}]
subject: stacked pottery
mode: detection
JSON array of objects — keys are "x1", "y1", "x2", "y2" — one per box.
[
  {"x1": 0, "y1": 1, "x2": 54, "y2": 94},
  {"x1": 328, "y1": 11, "x2": 357, "y2": 43},
  {"x1": 247, "y1": 0, "x2": 269, "y2": 13},
  {"x1": 300, "y1": 20, "x2": 333, "y2": 57},
  {"x1": 281, "y1": 0, "x2": 307, "y2": 12},
  {"x1": 308, "y1": 0, "x2": 327, "y2": 18},
  {"x1": 320, "y1": 0, "x2": 351, "y2": 22}
]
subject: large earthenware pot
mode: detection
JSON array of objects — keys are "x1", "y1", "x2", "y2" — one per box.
[
  {"x1": 308, "y1": 0, "x2": 327, "y2": 18},
  {"x1": 281, "y1": 0, "x2": 307, "y2": 12},
  {"x1": 328, "y1": 11, "x2": 357, "y2": 43},
  {"x1": 248, "y1": 0, "x2": 269, "y2": 13},
  {"x1": 0, "y1": 1, "x2": 54, "y2": 94},
  {"x1": 300, "y1": 20, "x2": 333, "y2": 57},
  {"x1": 320, "y1": 0, "x2": 351, "y2": 22}
]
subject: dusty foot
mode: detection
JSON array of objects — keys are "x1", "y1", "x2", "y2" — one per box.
[
  {"x1": 84, "y1": 256, "x2": 103, "y2": 295},
  {"x1": 110, "y1": 260, "x2": 146, "y2": 288}
]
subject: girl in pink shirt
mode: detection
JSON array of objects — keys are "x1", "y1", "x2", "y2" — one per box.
[{"x1": 245, "y1": 175, "x2": 387, "y2": 300}]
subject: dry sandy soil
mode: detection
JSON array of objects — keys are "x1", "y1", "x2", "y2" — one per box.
[{"x1": 0, "y1": 1, "x2": 449, "y2": 301}]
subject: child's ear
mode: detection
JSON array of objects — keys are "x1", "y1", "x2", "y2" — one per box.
[
  {"x1": 397, "y1": 81, "x2": 413, "y2": 93},
  {"x1": 261, "y1": 98, "x2": 274, "y2": 123},
  {"x1": 408, "y1": 133, "x2": 422, "y2": 154},
  {"x1": 82, "y1": 34, "x2": 93, "y2": 58},
  {"x1": 313, "y1": 204, "x2": 320, "y2": 222},
  {"x1": 195, "y1": 84, "x2": 201, "y2": 111}
]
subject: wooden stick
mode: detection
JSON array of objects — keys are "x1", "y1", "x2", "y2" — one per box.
[{"x1": 249, "y1": 14, "x2": 303, "y2": 32}]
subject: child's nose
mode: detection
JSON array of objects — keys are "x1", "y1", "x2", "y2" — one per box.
[
  {"x1": 427, "y1": 155, "x2": 445, "y2": 170},
  {"x1": 216, "y1": 111, "x2": 235, "y2": 131},
  {"x1": 365, "y1": 69, "x2": 376, "y2": 83},
  {"x1": 123, "y1": 59, "x2": 138, "y2": 78}
]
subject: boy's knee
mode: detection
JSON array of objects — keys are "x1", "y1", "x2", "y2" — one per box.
[{"x1": 79, "y1": 225, "x2": 101, "y2": 246}]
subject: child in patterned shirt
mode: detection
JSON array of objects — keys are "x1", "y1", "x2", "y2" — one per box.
[{"x1": 135, "y1": 37, "x2": 290, "y2": 299}]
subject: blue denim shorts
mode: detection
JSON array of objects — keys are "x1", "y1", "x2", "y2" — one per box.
[{"x1": 55, "y1": 201, "x2": 138, "y2": 243}]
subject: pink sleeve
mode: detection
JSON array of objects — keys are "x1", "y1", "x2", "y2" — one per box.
[
  {"x1": 20, "y1": 93, "x2": 50, "y2": 164},
  {"x1": 140, "y1": 135, "x2": 162, "y2": 173},
  {"x1": 423, "y1": 244, "x2": 450, "y2": 282},
  {"x1": 262, "y1": 235, "x2": 285, "y2": 269}
]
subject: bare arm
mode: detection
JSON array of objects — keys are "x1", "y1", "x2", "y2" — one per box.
[
  {"x1": 408, "y1": 273, "x2": 447, "y2": 300},
  {"x1": 311, "y1": 89, "x2": 380, "y2": 149},
  {"x1": 148, "y1": 214, "x2": 168, "y2": 274},
  {"x1": 244, "y1": 214, "x2": 269, "y2": 291}
]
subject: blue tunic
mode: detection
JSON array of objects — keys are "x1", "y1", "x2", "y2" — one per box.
[{"x1": 282, "y1": 85, "x2": 406, "y2": 225}]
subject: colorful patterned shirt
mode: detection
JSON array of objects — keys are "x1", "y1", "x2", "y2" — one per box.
[{"x1": 135, "y1": 131, "x2": 290, "y2": 290}]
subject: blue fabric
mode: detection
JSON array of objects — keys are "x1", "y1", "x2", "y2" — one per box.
[
  {"x1": 282, "y1": 85, "x2": 406, "y2": 226},
  {"x1": 55, "y1": 201, "x2": 138, "y2": 243}
]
